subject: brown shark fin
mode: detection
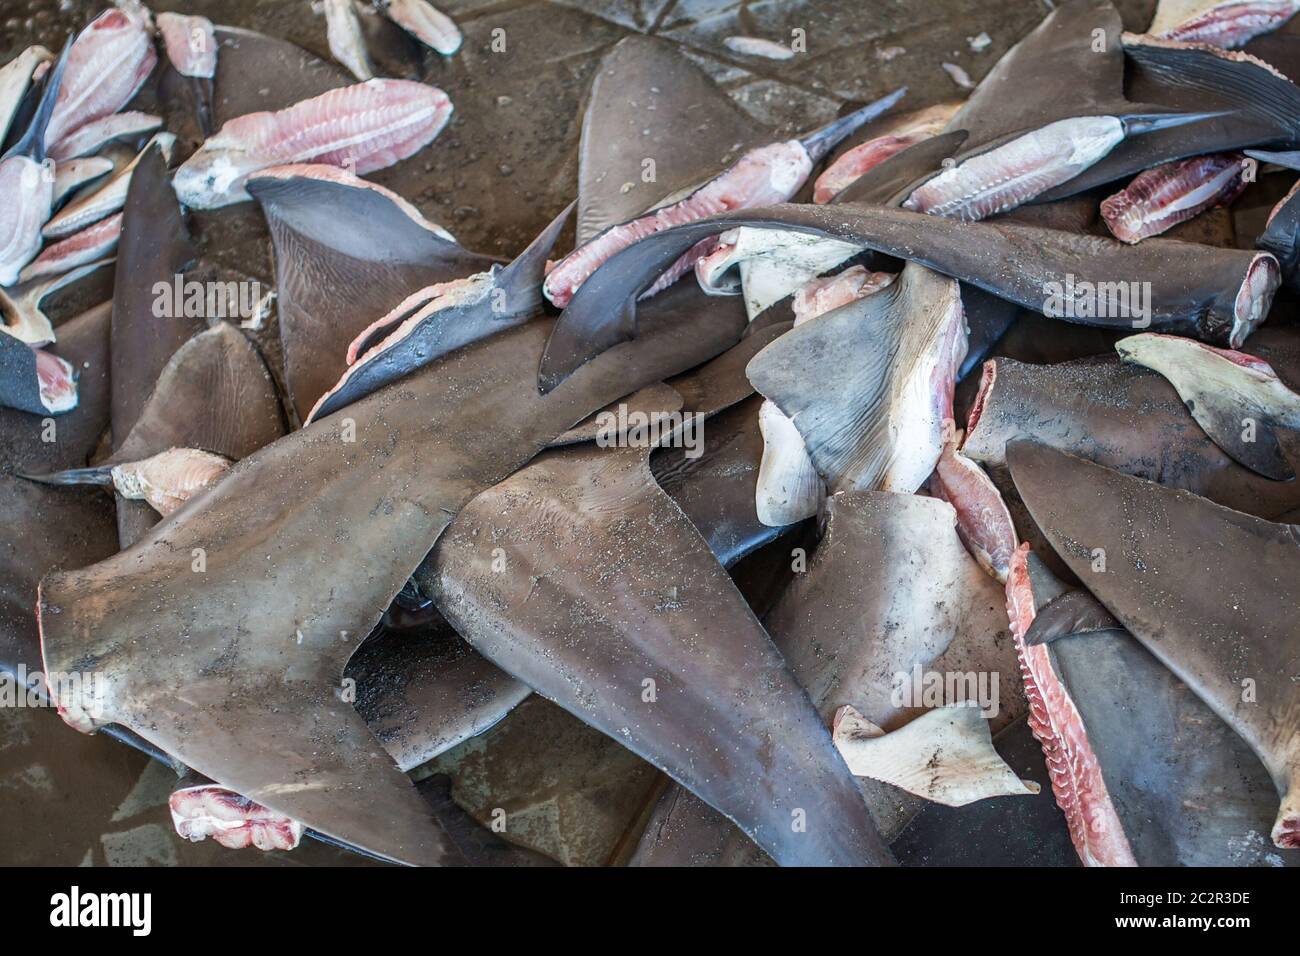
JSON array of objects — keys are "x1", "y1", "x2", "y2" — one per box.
[{"x1": 1007, "y1": 438, "x2": 1300, "y2": 849}]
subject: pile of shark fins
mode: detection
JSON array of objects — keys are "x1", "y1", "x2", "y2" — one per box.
[{"x1": 6, "y1": 0, "x2": 1300, "y2": 869}]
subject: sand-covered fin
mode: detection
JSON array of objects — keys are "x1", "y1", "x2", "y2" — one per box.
[
  {"x1": 1007, "y1": 440, "x2": 1300, "y2": 851},
  {"x1": 831, "y1": 704, "x2": 1038, "y2": 806},
  {"x1": 1117, "y1": 332, "x2": 1300, "y2": 479}
]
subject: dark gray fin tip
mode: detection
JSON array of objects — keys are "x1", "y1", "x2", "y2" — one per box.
[
  {"x1": 800, "y1": 87, "x2": 908, "y2": 163},
  {"x1": 499, "y1": 201, "x2": 575, "y2": 309},
  {"x1": 4, "y1": 35, "x2": 72, "y2": 163},
  {"x1": 1024, "y1": 588, "x2": 1122, "y2": 646},
  {"x1": 1246, "y1": 148, "x2": 1300, "y2": 171},
  {"x1": 312, "y1": 210, "x2": 576, "y2": 416},
  {"x1": 101, "y1": 724, "x2": 181, "y2": 769},
  {"x1": 1119, "y1": 109, "x2": 1231, "y2": 136},
  {"x1": 537, "y1": 295, "x2": 636, "y2": 396},
  {"x1": 1197, "y1": 406, "x2": 1297, "y2": 480},
  {"x1": 17, "y1": 464, "x2": 115, "y2": 487}
]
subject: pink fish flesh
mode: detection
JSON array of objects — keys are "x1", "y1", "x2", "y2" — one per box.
[
  {"x1": 1153, "y1": 0, "x2": 1300, "y2": 48},
  {"x1": 172, "y1": 79, "x2": 454, "y2": 209},
  {"x1": 386, "y1": 0, "x2": 464, "y2": 56},
  {"x1": 931, "y1": 437, "x2": 1018, "y2": 582},
  {"x1": 1004, "y1": 544, "x2": 1138, "y2": 867},
  {"x1": 170, "y1": 784, "x2": 304, "y2": 851},
  {"x1": 813, "y1": 134, "x2": 925, "y2": 204},
  {"x1": 543, "y1": 141, "x2": 814, "y2": 308},
  {"x1": 343, "y1": 280, "x2": 471, "y2": 365},
  {"x1": 34, "y1": 347, "x2": 77, "y2": 413},
  {"x1": 111, "y1": 447, "x2": 231, "y2": 516},
  {"x1": 812, "y1": 102, "x2": 960, "y2": 204},
  {"x1": 44, "y1": 8, "x2": 156, "y2": 151},
  {"x1": 48, "y1": 110, "x2": 163, "y2": 162},
  {"x1": 904, "y1": 116, "x2": 1126, "y2": 221},
  {"x1": 0, "y1": 155, "x2": 54, "y2": 286},
  {"x1": 1101, "y1": 153, "x2": 1253, "y2": 243},
  {"x1": 157, "y1": 12, "x2": 218, "y2": 79},
  {"x1": 19, "y1": 212, "x2": 122, "y2": 283},
  {"x1": 791, "y1": 266, "x2": 896, "y2": 323},
  {"x1": 1234, "y1": 253, "x2": 1281, "y2": 346}
]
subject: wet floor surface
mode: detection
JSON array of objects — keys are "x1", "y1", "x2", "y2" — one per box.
[{"x1": 1, "y1": 0, "x2": 1161, "y2": 866}]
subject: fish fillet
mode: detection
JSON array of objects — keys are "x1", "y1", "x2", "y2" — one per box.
[
  {"x1": 173, "y1": 79, "x2": 453, "y2": 208},
  {"x1": 44, "y1": 8, "x2": 155, "y2": 151},
  {"x1": 157, "y1": 12, "x2": 218, "y2": 79}
]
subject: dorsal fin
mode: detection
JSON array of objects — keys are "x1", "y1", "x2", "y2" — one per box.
[
  {"x1": 305, "y1": 203, "x2": 572, "y2": 424},
  {"x1": 576, "y1": 36, "x2": 768, "y2": 244},
  {"x1": 111, "y1": 142, "x2": 199, "y2": 444},
  {"x1": 946, "y1": 0, "x2": 1125, "y2": 150},
  {"x1": 247, "y1": 165, "x2": 496, "y2": 421},
  {"x1": 1008, "y1": 438, "x2": 1300, "y2": 850}
]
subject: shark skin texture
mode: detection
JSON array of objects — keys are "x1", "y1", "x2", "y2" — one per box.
[
  {"x1": 1007, "y1": 440, "x2": 1300, "y2": 850},
  {"x1": 421, "y1": 440, "x2": 893, "y2": 868},
  {"x1": 37, "y1": 280, "x2": 749, "y2": 867}
]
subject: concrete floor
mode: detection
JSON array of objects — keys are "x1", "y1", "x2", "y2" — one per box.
[{"x1": 0, "y1": 0, "x2": 1163, "y2": 866}]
